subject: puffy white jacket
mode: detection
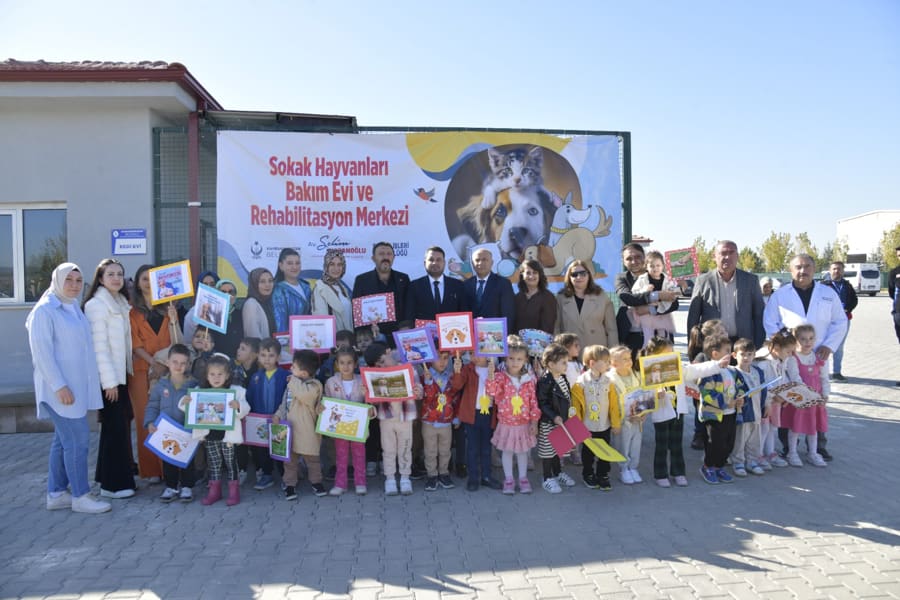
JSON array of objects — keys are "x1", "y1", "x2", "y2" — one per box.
[{"x1": 84, "y1": 286, "x2": 134, "y2": 389}]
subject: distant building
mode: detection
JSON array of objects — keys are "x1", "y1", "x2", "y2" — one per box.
[{"x1": 836, "y1": 210, "x2": 900, "y2": 259}]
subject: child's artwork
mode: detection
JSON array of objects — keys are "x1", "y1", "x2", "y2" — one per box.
[
  {"x1": 193, "y1": 283, "x2": 231, "y2": 334},
  {"x1": 435, "y1": 312, "x2": 474, "y2": 352},
  {"x1": 518, "y1": 329, "x2": 554, "y2": 358},
  {"x1": 148, "y1": 260, "x2": 193, "y2": 305},
  {"x1": 414, "y1": 319, "x2": 438, "y2": 342},
  {"x1": 144, "y1": 413, "x2": 201, "y2": 468},
  {"x1": 289, "y1": 315, "x2": 336, "y2": 354},
  {"x1": 268, "y1": 423, "x2": 291, "y2": 462},
  {"x1": 474, "y1": 318, "x2": 508, "y2": 357},
  {"x1": 638, "y1": 352, "x2": 683, "y2": 389},
  {"x1": 352, "y1": 292, "x2": 396, "y2": 327},
  {"x1": 769, "y1": 381, "x2": 825, "y2": 408},
  {"x1": 392, "y1": 327, "x2": 438, "y2": 364},
  {"x1": 625, "y1": 388, "x2": 659, "y2": 417},
  {"x1": 547, "y1": 417, "x2": 591, "y2": 458},
  {"x1": 273, "y1": 331, "x2": 291, "y2": 366},
  {"x1": 184, "y1": 388, "x2": 236, "y2": 430},
  {"x1": 664, "y1": 247, "x2": 699, "y2": 280},
  {"x1": 583, "y1": 437, "x2": 626, "y2": 463},
  {"x1": 242, "y1": 412, "x2": 271, "y2": 448},
  {"x1": 315, "y1": 397, "x2": 371, "y2": 442},
  {"x1": 360, "y1": 365, "x2": 416, "y2": 403}
]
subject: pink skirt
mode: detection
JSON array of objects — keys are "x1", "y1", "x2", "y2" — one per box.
[
  {"x1": 491, "y1": 423, "x2": 536, "y2": 453},
  {"x1": 781, "y1": 404, "x2": 828, "y2": 436},
  {"x1": 768, "y1": 402, "x2": 782, "y2": 428}
]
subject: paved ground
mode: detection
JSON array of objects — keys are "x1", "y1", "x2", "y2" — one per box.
[{"x1": 1, "y1": 296, "x2": 899, "y2": 600}]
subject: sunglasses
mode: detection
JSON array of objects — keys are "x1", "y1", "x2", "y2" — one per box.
[{"x1": 570, "y1": 270, "x2": 589, "y2": 279}]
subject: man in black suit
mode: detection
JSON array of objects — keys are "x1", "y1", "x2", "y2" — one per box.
[
  {"x1": 405, "y1": 246, "x2": 465, "y2": 321},
  {"x1": 351, "y1": 241, "x2": 410, "y2": 345},
  {"x1": 463, "y1": 248, "x2": 515, "y2": 330}
]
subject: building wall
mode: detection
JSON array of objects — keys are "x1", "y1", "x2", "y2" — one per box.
[{"x1": 836, "y1": 210, "x2": 900, "y2": 258}]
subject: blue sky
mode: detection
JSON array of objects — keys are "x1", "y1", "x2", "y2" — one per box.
[{"x1": 3, "y1": 0, "x2": 898, "y2": 255}]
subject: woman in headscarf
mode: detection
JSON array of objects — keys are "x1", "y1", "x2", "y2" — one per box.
[
  {"x1": 208, "y1": 278, "x2": 244, "y2": 357},
  {"x1": 26, "y1": 262, "x2": 111, "y2": 513},
  {"x1": 242, "y1": 267, "x2": 276, "y2": 339},
  {"x1": 311, "y1": 249, "x2": 354, "y2": 332}
]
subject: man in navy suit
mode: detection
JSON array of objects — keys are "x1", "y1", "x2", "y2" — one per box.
[
  {"x1": 463, "y1": 248, "x2": 516, "y2": 331},
  {"x1": 405, "y1": 246, "x2": 465, "y2": 321}
]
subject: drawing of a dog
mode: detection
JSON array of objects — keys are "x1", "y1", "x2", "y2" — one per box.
[{"x1": 445, "y1": 328, "x2": 467, "y2": 345}]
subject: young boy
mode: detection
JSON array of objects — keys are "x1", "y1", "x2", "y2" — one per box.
[
  {"x1": 535, "y1": 343, "x2": 576, "y2": 493},
  {"x1": 272, "y1": 350, "x2": 326, "y2": 500},
  {"x1": 456, "y1": 352, "x2": 502, "y2": 492},
  {"x1": 697, "y1": 335, "x2": 746, "y2": 485},
  {"x1": 731, "y1": 338, "x2": 767, "y2": 477},
  {"x1": 190, "y1": 327, "x2": 216, "y2": 382},
  {"x1": 606, "y1": 345, "x2": 644, "y2": 485},
  {"x1": 420, "y1": 351, "x2": 463, "y2": 491},
  {"x1": 145, "y1": 344, "x2": 198, "y2": 503},
  {"x1": 233, "y1": 337, "x2": 260, "y2": 387},
  {"x1": 364, "y1": 343, "x2": 420, "y2": 496},
  {"x1": 246, "y1": 338, "x2": 290, "y2": 490},
  {"x1": 571, "y1": 345, "x2": 620, "y2": 490}
]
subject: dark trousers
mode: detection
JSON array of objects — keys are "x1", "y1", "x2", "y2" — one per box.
[
  {"x1": 703, "y1": 413, "x2": 737, "y2": 469},
  {"x1": 251, "y1": 445, "x2": 274, "y2": 476},
  {"x1": 163, "y1": 455, "x2": 196, "y2": 489},
  {"x1": 464, "y1": 413, "x2": 493, "y2": 482},
  {"x1": 95, "y1": 384, "x2": 137, "y2": 492},
  {"x1": 778, "y1": 427, "x2": 789, "y2": 454},
  {"x1": 542, "y1": 456, "x2": 562, "y2": 479},
  {"x1": 582, "y1": 429, "x2": 612, "y2": 479},
  {"x1": 452, "y1": 424, "x2": 466, "y2": 470},
  {"x1": 366, "y1": 418, "x2": 382, "y2": 463},
  {"x1": 235, "y1": 444, "x2": 249, "y2": 471},
  {"x1": 654, "y1": 415, "x2": 686, "y2": 478}
]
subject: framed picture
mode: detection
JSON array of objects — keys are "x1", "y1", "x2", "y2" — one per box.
[
  {"x1": 435, "y1": 312, "x2": 474, "y2": 352},
  {"x1": 625, "y1": 389, "x2": 659, "y2": 417},
  {"x1": 474, "y1": 318, "x2": 508, "y2": 357},
  {"x1": 193, "y1": 283, "x2": 231, "y2": 334},
  {"x1": 360, "y1": 364, "x2": 416, "y2": 403},
  {"x1": 352, "y1": 292, "x2": 396, "y2": 327},
  {"x1": 242, "y1": 412, "x2": 271, "y2": 448},
  {"x1": 273, "y1": 331, "x2": 291, "y2": 366},
  {"x1": 316, "y1": 397, "x2": 372, "y2": 442},
  {"x1": 184, "y1": 388, "x2": 236, "y2": 430},
  {"x1": 519, "y1": 329, "x2": 554, "y2": 358},
  {"x1": 664, "y1": 247, "x2": 699, "y2": 280},
  {"x1": 289, "y1": 315, "x2": 336, "y2": 354},
  {"x1": 144, "y1": 413, "x2": 201, "y2": 468},
  {"x1": 769, "y1": 381, "x2": 825, "y2": 408},
  {"x1": 268, "y1": 423, "x2": 291, "y2": 462},
  {"x1": 392, "y1": 327, "x2": 438, "y2": 364},
  {"x1": 638, "y1": 352, "x2": 683, "y2": 389},
  {"x1": 148, "y1": 260, "x2": 194, "y2": 305},
  {"x1": 414, "y1": 319, "x2": 438, "y2": 342}
]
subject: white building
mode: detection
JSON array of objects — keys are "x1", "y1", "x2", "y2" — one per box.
[{"x1": 836, "y1": 210, "x2": 900, "y2": 259}]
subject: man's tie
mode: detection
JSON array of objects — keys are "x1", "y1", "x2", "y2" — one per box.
[
  {"x1": 476, "y1": 279, "x2": 485, "y2": 306},
  {"x1": 433, "y1": 280, "x2": 441, "y2": 307}
]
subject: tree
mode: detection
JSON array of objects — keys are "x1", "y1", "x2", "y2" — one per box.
[
  {"x1": 794, "y1": 232, "x2": 819, "y2": 267},
  {"x1": 691, "y1": 236, "x2": 714, "y2": 273},
  {"x1": 880, "y1": 221, "x2": 900, "y2": 270},
  {"x1": 738, "y1": 247, "x2": 762, "y2": 272},
  {"x1": 759, "y1": 231, "x2": 792, "y2": 272}
]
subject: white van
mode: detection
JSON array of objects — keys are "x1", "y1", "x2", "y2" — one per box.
[{"x1": 842, "y1": 263, "x2": 881, "y2": 297}]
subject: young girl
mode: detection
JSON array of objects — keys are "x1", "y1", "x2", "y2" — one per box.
[
  {"x1": 324, "y1": 347, "x2": 374, "y2": 495},
  {"x1": 181, "y1": 354, "x2": 250, "y2": 506},
  {"x1": 782, "y1": 325, "x2": 829, "y2": 468},
  {"x1": 486, "y1": 336, "x2": 540, "y2": 494},
  {"x1": 630, "y1": 250, "x2": 680, "y2": 346},
  {"x1": 607, "y1": 345, "x2": 644, "y2": 484},
  {"x1": 572, "y1": 345, "x2": 620, "y2": 490},
  {"x1": 536, "y1": 343, "x2": 576, "y2": 494},
  {"x1": 554, "y1": 332, "x2": 583, "y2": 465},
  {"x1": 756, "y1": 332, "x2": 794, "y2": 469}
]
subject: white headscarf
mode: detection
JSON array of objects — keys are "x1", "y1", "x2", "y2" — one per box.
[{"x1": 49, "y1": 262, "x2": 81, "y2": 304}]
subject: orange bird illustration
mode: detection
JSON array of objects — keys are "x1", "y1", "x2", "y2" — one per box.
[{"x1": 413, "y1": 187, "x2": 437, "y2": 202}]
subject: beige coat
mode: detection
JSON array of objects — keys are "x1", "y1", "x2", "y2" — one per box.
[
  {"x1": 275, "y1": 376, "x2": 322, "y2": 455},
  {"x1": 555, "y1": 291, "x2": 619, "y2": 349}
]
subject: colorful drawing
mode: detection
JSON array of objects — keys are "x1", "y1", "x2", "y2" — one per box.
[
  {"x1": 269, "y1": 423, "x2": 291, "y2": 462},
  {"x1": 638, "y1": 352, "x2": 683, "y2": 389},
  {"x1": 352, "y1": 292, "x2": 396, "y2": 327},
  {"x1": 148, "y1": 260, "x2": 193, "y2": 305},
  {"x1": 360, "y1": 365, "x2": 416, "y2": 403},
  {"x1": 315, "y1": 397, "x2": 371, "y2": 442},
  {"x1": 474, "y1": 318, "x2": 508, "y2": 357},
  {"x1": 144, "y1": 413, "x2": 201, "y2": 468},
  {"x1": 289, "y1": 315, "x2": 336, "y2": 354},
  {"x1": 435, "y1": 312, "x2": 474, "y2": 352},
  {"x1": 393, "y1": 327, "x2": 438, "y2": 364},
  {"x1": 184, "y1": 389, "x2": 236, "y2": 431}
]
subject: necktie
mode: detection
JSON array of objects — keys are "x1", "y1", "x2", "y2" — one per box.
[
  {"x1": 476, "y1": 279, "x2": 485, "y2": 305},
  {"x1": 433, "y1": 280, "x2": 441, "y2": 307}
]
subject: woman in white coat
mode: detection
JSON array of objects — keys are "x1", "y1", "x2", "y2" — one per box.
[
  {"x1": 83, "y1": 258, "x2": 137, "y2": 499},
  {"x1": 556, "y1": 260, "x2": 619, "y2": 352},
  {"x1": 311, "y1": 249, "x2": 354, "y2": 333},
  {"x1": 26, "y1": 263, "x2": 111, "y2": 513}
]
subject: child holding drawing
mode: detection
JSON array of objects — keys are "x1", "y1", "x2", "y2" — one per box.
[
  {"x1": 606, "y1": 345, "x2": 644, "y2": 485},
  {"x1": 782, "y1": 324, "x2": 829, "y2": 468},
  {"x1": 535, "y1": 343, "x2": 576, "y2": 494},
  {"x1": 571, "y1": 345, "x2": 620, "y2": 491},
  {"x1": 420, "y1": 351, "x2": 464, "y2": 492},
  {"x1": 456, "y1": 351, "x2": 501, "y2": 492},
  {"x1": 246, "y1": 338, "x2": 289, "y2": 491}
]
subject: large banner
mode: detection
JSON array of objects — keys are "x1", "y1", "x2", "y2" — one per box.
[{"x1": 217, "y1": 130, "x2": 623, "y2": 293}]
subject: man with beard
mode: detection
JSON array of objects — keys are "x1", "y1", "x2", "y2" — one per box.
[
  {"x1": 405, "y1": 246, "x2": 465, "y2": 321},
  {"x1": 352, "y1": 241, "x2": 410, "y2": 346}
]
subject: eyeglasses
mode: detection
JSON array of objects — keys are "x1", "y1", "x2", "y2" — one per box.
[{"x1": 570, "y1": 270, "x2": 589, "y2": 279}]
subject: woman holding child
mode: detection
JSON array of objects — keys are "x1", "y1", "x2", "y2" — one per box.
[
  {"x1": 27, "y1": 262, "x2": 111, "y2": 513},
  {"x1": 555, "y1": 260, "x2": 618, "y2": 351}
]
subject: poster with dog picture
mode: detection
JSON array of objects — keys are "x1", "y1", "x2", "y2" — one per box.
[
  {"x1": 184, "y1": 389, "x2": 236, "y2": 431},
  {"x1": 352, "y1": 292, "x2": 396, "y2": 327},
  {"x1": 148, "y1": 260, "x2": 193, "y2": 305},
  {"x1": 144, "y1": 413, "x2": 201, "y2": 468},
  {"x1": 360, "y1": 365, "x2": 416, "y2": 403},
  {"x1": 435, "y1": 312, "x2": 474, "y2": 352},
  {"x1": 474, "y1": 318, "x2": 508, "y2": 357},
  {"x1": 315, "y1": 397, "x2": 372, "y2": 443},
  {"x1": 289, "y1": 315, "x2": 336, "y2": 354},
  {"x1": 392, "y1": 327, "x2": 438, "y2": 364},
  {"x1": 242, "y1": 412, "x2": 271, "y2": 448},
  {"x1": 664, "y1": 247, "x2": 699, "y2": 280},
  {"x1": 638, "y1": 352, "x2": 683, "y2": 389},
  {"x1": 268, "y1": 423, "x2": 291, "y2": 462},
  {"x1": 193, "y1": 283, "x2": 231, "y2": 334},
  {"x1": 519, "y1": 329, "x2": 554, "y2": 358}
]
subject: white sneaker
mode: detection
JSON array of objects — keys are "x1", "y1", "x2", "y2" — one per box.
[
  {"x1": 733, "y1": 464, "x2": 748, "y2": 477},
  {"x1": 770, "y1": 455, "x2": 789, "y2": 468},
  {"x1": 630, "y1": 468, "x2": 643, "y2": 484},
  {"x1": 807, "y1": 453, "x2": 827, "y2": 468},
  {"x1": 100, "y1": 488, "x2": 135, "y2": 499},
  {"x1": 355, "y1": 485, "x2": 368, "y2": 495},
  {"x1": 758, "y1": 458, "x2": 772, "y2": 471},
  {"x1": 179, "y1": 487, "x2": 193, "y2": 502},
  {"x1": 72, "y1": 494, "x2": 111, "y2": 514},
  {"x1": 384, "y1": 478, "x2": 398, "y2": 496},
  {"x1": 787, "y1": 453, "x2": 803, "y2": 467},
  {"x1": 556, "y1": 472, "x2": 576, "y2": 487},
  {"x1": 620, "y1": 469, "x2": 635, "y2": 485},
  {"x1": 159, "y1": 487, "x2": 179, "y2": 503},
  {"x1": 399, "y1": 477, "x2": 413, "y2": 495},
  {"x1": 329, "y1": 486, "x2": 345, "y2": 496},
  {"x1": 749, "y1": 463, "x2": 766, "y2": 476},
  {"x1": 542, "y1": 477, "x2": 562, "y2": 494},
  {"x1": 46, "y1": 491, "x2": 72, "y2": 511}
]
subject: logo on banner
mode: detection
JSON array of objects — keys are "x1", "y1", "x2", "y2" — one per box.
[{"x1": 250, "y1": 241, "x2": 263, "y2": 258}]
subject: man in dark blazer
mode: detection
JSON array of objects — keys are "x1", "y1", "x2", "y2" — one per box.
[
  {"x1": 463, "y1": 248, "x2": 516, "y2": 330},
  {"x1": 351, "y1": 241, "x2": 410, "y2": 344},
  {"x1": 687, "y1": 240, "x2": 765, "y2": 348},
  {"x1": 405, "y1": 246, "x2": 465, "y2": 321}
]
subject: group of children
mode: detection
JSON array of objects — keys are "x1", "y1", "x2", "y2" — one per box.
[{"x1": 142, "y1": 316, "x2": 830, "y2": 506}]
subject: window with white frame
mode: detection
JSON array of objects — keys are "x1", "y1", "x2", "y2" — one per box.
[{"x1": 0, "y1": 205, "x2": 67, "y2": 303}]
